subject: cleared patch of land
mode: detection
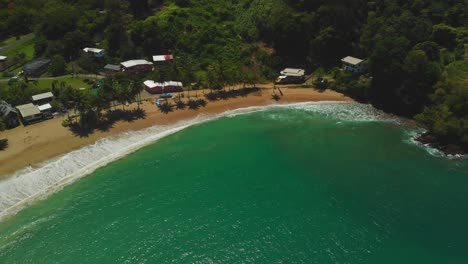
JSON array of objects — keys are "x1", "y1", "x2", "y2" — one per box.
[{"x1": 2, "y1": 38, "x2": 35, "y2": 60}]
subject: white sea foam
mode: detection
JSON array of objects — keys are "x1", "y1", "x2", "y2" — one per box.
[
  {"x1": 0, "y1": 116, "x2": 213, "y2": 222},
  {"x1": 405, "y1": 129, "x2": 466, "y2": 159},
  {"x1": 290, "y1": 101, "x2": 400, "y2": 123},
  {"x1": 0, "y1": 101, "x2": 439, "y2": 221},
  {"x1": 228, "y1": 101, "x2": 400, "y2": 123}
]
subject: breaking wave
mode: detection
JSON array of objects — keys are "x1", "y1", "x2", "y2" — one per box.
[
  {"x1": 0, "y1": 102, "x2": 422, "y2": 221},
  {"x1": 404, "y1": 129, "x2": 466, "y2": 159}
]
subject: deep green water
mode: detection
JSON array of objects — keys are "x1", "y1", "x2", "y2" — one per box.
[{"x1": 0, "y1": 103, "x2": 467, "y2": 263}]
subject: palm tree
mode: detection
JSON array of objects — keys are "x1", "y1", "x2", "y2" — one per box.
[
  {"x1": 94, "y1": 88, "x2": 111, "y2": 121},
  {"x1": 74, "y1": 91, "x2": 91, "y2": 124},
  {"x1": 129, "y1": 80, "x2": 144, "y2": 109},
  {"x1": 114, "y1": 81, "x2": 131, "y2": 110}
]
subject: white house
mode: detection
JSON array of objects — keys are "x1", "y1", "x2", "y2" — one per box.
[
  {"x1": 0, "y1": 56, "x2": 7, "y2": 62},
  {"x1": 83, "y1": 47, "x2": 106, "y2": 58},
  {"x1": 341, "y1": 56, "x2": 366, "y2": 74},
  {"x1": 275, "y1": 68, "x2": 306, "y2": 84},
  {"x1": 280, "y1": 68, "x2": 305, "y2": 77}
]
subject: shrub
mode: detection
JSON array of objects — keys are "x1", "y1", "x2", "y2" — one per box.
[
  {"x1": 272, "y1": 94, "x2": 281, "y2": 101},
  {"x1": 0, "y1": 139, "x2": 8, "y2": 150}
]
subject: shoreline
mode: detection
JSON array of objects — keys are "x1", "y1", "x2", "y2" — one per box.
[
  {"x1": 0, "y1": 87, "x2": 353, "y2": 179},
  {"x1": 415, "y1": 132, "x2": 466, "y2": 156}
]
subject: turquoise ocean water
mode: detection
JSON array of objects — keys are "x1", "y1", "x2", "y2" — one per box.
[{"x1": 0, "y1": 102, "x2": 467, "y2": 263}]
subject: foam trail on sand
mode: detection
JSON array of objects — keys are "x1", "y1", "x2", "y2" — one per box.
[{"x1": 0, "y1": 102, "x2": 413, "y2": 221}]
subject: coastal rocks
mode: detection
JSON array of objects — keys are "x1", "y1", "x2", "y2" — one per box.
[{"x1": 416, "y1": 132, "x2": 465, "y2": 156}]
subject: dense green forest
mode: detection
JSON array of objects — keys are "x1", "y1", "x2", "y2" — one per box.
[{"x1": 0, "y1": 0, "x2": 467, "y2": 152}]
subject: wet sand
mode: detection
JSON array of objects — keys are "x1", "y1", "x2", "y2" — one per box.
[{"x1": 0, "y1": 87, "x2": 353, "y2": 179}]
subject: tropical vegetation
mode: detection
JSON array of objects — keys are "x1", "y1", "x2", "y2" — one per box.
[{"x1": 0, "y1": 0, "x2": 466, "y2": 151}]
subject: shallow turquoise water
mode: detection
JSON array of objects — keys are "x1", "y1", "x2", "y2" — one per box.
[{"x1": 0, "y1": 104, "x2": 467, "y2": 263}]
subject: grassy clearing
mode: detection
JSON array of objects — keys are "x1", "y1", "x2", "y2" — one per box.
[
  {"x1": 3, "y1": 39, "x2": 35, "y2": 60},
  {"x1": 32, "y1": 77, "x2": 94, "y2": 90},
  {"x1": 0, "y1": 34, "x2": 32, "y2": 46},
  {"x1": 0, "y1": 36, "x2": 17, "y2": 46}
]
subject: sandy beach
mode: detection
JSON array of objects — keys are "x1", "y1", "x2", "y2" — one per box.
[{"x1": 0, "y1": 86, "x2": 353, "y2": 179}]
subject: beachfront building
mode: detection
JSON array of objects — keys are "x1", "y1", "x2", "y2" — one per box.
[
  {"x1": 163, "y1": 81, "x2": 183, "y2": 93},
  {"x1": 0, "y1": 100, "x2": 20, "y2": 128},
  {"x1": 144, "y1": 80, "x2": 164, "y2": 94},
  {"x1": 16, "y1": 103, "x2": 43, "y2": 125},
  {"x1": 103, "y1": 64, "x2": 121, "y2": 75},
  {"x1": 121, "y1": 60, "x2": 153, "y2": 75},
  {"x1": 38, "y1": 103, "x2": 53, "y2": 119},
  {"x1": 83, "y1": 47, "x2": 106, "y2": 58},
  {"x1": 152, "y1": 54, "x2": 173, "y2": 64},
  {"x1": 23, "y1": 59, "x2": 51, "y2": 77},
  {"x1": 341, "y1": 56, "x2": 366, "y2": 75},
  {"x1": 144, "y1": 80, "x2": 183, "y2": 94},
  {"x1": 275, "y1": 68, "x2": 306, "y2": 84},
  {"x1": 31, "y1": 92, "x2": 54, "y2": 106}
]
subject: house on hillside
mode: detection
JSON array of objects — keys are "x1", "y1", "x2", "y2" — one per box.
[
  {"x1": 341, "y1": 56, "x2": 366, "y2": 75},
  {"x1": 275, "y1": 68, "x2": 306, "y2": 84},
  {"x1": 31, "y1": 92, "x2": 54, "y2": 106},
  {"x1": 23, "y1": 59, "x2": 51, "y2": 77},
  {"x1": 16, "y1": 103, "x2": 43, "y2": 125},
  {"x1": 121, "y1": 60, "x2": 153, "y2": 75},
  {"x1": 103, "y1": 64, "x2": 121, "y2": 75},
  {"x1": 144, "y1": 80, "x2": 164, "y2": 94},
  {"x1": 0, "y1": 100, "x2": 20, "y2": 128},
  {"x1": 83, "y1": 47, "x2": 106, "y2": 58},
  {"x1": 152, "y1": 54, "x2": 173, "y2": 64},
  {"x1": 0, "y1": 56, "x2": 6, "y2": 62}
]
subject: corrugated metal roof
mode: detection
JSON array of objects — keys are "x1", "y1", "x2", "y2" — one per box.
[
  {"x1": 104, "y1": 64, "x2": 121, "y2": 71},
  {"x1": 280, "y1": 68, "x2": 305, "y2": 77},
  {"x1": 23, "y1": 59, "x2": 51, "y2": 71},
  {"x1": 341, "y1": 56, "x2": 363, "y2": 65},
  {"x1": 31, "y1": 92, "x2": 54, "y2": 102},
  {"x1": 0, "y1": 101, "x2": 17, "y2": 117},
  {"x1": 16, "y1": 103, "x2": 41, "y2": 117},
  {"x1": 164, "y1": 81, "x2": 183, "y2": 87},
  {"x1": 38, "y1": 103, "x2": 52, "y2": 111},
  {"x1": 121, "y1": 60, "x2": 153, "y2": 68},
  {"x1": 144, "y1": 80, "x2": 164, "y2": 88},
  {"x1": 152, "y1": 55, "x2": 173, "y2": 62},
  {"x1": 83, "y1": 47, "x2": 105, "y2": 53}
]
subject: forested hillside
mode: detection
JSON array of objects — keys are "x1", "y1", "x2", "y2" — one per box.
[{"x1": 0, "y1": 0, "x2": 467, "y2": 151}]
